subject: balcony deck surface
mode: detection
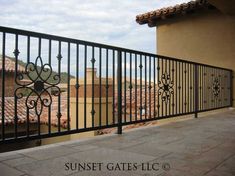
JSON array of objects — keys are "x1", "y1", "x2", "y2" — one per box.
[{"x1": 0, "y1": 109, "x2": 235, "y2": 176}]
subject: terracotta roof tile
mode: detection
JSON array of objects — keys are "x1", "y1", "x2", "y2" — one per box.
[
  {"x1": 0, "y1": 97, "x2": 37, "y2": 125},
  {"x1": 136, "y1": 0, "x2": 214, "y2": 27},
  {"x1": 0, "y1": 95, "x2": 68, "y2": 128},
  {"x1": 1, "y1": 83, "x2": 160, "y2": 133}
]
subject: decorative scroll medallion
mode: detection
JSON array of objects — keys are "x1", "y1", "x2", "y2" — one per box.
[
  {"x1": 158, "y1": 72, "x2": 174, "y2": 104},
  {"x1": 15, "y1": 56, "x2": 60, "y2": 116},
  {"x1": 212, "y1": 77, "x2": 220, "y2": 98}
]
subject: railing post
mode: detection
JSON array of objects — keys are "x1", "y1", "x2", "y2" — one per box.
[
  {"x1": 230, "y1": 70, "x2": 234, "y2": 107},
  {"x1": 117, "y1": 50, "x2": 122, "y2": 134},
  {"x1": 194, "y1": 64, "x2": 199, "y2": 118}
]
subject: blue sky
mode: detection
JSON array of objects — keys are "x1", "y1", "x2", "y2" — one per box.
[{"x1": 0, "y1": 0, "x2": 190, "y2": 54}]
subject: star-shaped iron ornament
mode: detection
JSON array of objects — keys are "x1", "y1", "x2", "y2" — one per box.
[
  {"x1": 158, "y1": 71, "x2": 174, "y2": 104},
  {"x1": 212, "y1": 77, "x2": 220, "y2": 98},
  {"x1": 15, "y1": 55, "x2": 61, "y2": 117}
]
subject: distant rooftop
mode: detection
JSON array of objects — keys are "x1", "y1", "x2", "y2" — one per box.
[{"x1": 0, "y1": 55, "x2": 25, "y2": 73}]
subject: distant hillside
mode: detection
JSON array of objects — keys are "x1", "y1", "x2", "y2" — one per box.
[{"x1": 6, "y1": 56, "x2": 74, "y2": 83}]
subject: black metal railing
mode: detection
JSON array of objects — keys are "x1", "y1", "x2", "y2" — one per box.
[{"x1": 0, "y1": 26, "x2": 233, "y2": 143}]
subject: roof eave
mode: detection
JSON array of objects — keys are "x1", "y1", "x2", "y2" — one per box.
[{"x1": 136, "y1": 0, "x2": 215, "y2": 27}]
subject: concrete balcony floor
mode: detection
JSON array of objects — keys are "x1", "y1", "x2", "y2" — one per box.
[{"x1": 0, "y1": 109, "x2": 235, "y2": 176}]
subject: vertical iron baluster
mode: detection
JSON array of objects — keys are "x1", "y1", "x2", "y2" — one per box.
[
  {"x1": 135, "y1": 54, "x2": 137, "y2": 121},
  {"x1": 165, "y1": 59, "x2": 167, "y2": 116},
  {"x1": 106, "y1": 49, "x2": 108, "y2": 125},
  {"x1": 37, "y1": 37, "x2": 41, "y2": 135},
  {"x1": 226, "y1": 70, "x2": 230, "y2": 106},
  {"x1": 226, "y1": 71, "x2": 229, "y2": 106},
  {"x1": 140, "y1": 55, "x2": 143, "y2": 120},
  {"x1": 226, "y1": 70, "x2": 228, "y2": 106},
  {"x1": 222, "y1": 70, "x2": 225, "y2": 107},
  {"x1": 207, "y1": 67, "x2": 211, "y2": 109},
  {"x1": 172, "y1": 60, "x2": 175, "y2": 115},
  {"x1": 228, "y1": 71, "x2": 230, "y2": 106},
  {"x1": 203, "y1": 66, "x2": 206, "y2": 110},
  {"x1": 117, "y1": 50, "x2": 122, "y2": 134},
  {"x1": 161, "y1": 58, "x2": 164, "y2": 117},
  {"x1": 76, "y1": 44, "x2": 79, "y2": 130},
  {"x1": 181, "y1": 62, "x2": 184, "y2": 113},
  {"x1": 57, "y1": 41, "x2": 62, "y2": 132},
  {"x1": 179, "y1": 62, "x2": 181, "y2": 114},
  {"x1": 193, "y1": 64, "x2": 195, "y2": 112},
  {"x1": 194, "y1": 64, "x2": 199, "y2": 118},
  {"x1": 198, "y1": 65, "x2": 200, "y2": 111},
  {"x1": 206, "y1": 67, "x2": 209, "y2": 110},
  {"x1": 217, "y1": 68, "x2": 220, "y2": 108},
  {"x1": 202, "y1": 66, "x2": 205, "y2": 110},
  {"x1": 168, "y1": 59, "x2": 171, "y2": 115},
  {"x1": 230, "y1": 70, "x2": 233, "y2": 107},
  {"x1": 221, "y1": 70, "x2": 224, "y2": 107},
  {"x1": 199, "y1": 65, "x2": 202, "y2": 111},
  {"x1": 201, "y1": 66, "x2": 204, "y2": 110},
  {"x1": 184, "y1": 63, "x2": 187, "y2": 113},
  {"x1": 182, "y1": 62, "x2": 184, "y2": 113},
  {"x1": 112, "y1": 50, "x2": 115, "y2": 124},
  {"x1": 91, "y1": 46, "x2": 95, "y2": 127},
  {"x1": 99, "y1": 48, "x2": 102, "y2": 127},
  {"x1": 149, "y1": 56, "x2": 151, "y2": 119},
  {"x1": 225, "y1": 70, "x2": 227, "y2": 106},
  {"x1": 14, "y1": 34, "x2": 19, "y2": 138},
  {"x1": 176, "y1": 61, "x2": 178, "y2": 115},
  {"x1": 145, "y1": 55, "x2": 147, "y2": 119},
  {"x1": 48, "y1": 39, "x2": 51, "y2": 134},
  {"x1": 210, "y1": 67, "x2": 212, "y2": 109},
  {"x1": 84, "y1": 45, "x2": 87, "y2": 128},
  {"x1": 27, "y1": 36, "x2": 30, "y2": 137},
  {"x1": 218, "y1": 69, "x2": 221, "y2": 107},
  {"x1": 153, "y1": 57, "x2": 156, "y2": 118},
  {"x1": 217, "y1": 69, "x2": 219, "y2": 108},
  {"x1": 213, "y1": 68, "x2": 215, "y2": 108},
  {"x1": 124, "y1": 52, "x2": 127, "y2": 122},
  {"x1": 129, "y1": 53, "x2": 133, "y2": 122},
  {"x1": 130, "y1": 53, "x2": 132, "y2": 122},
  {"x1": 194, "y1": 65, "x2": 196, "y2": 111},
  {"x1": 1, "y1": 32, "x2": 5, "y2": 140},
  {"x1": 189, "y1": 64, "x2": 192, "y2": 112},
  {"x1": 187, "y1": 63, "x2": 189, "y2": 113},
  {"x1": 216, "y1": 69, "x2": 218, "y2": 107},
  {"x1": 218, "y1": 70, "x2": 220, "y2": 106},
  {"x1": 157, "y1": 57, "x2": 160, "y2": 117},
  {"x1": 208, "y1": 68, "x2": 211, "y2": 109},
  {"x1": 67, "y1": 42, "x2": 70, "y2": 131}
]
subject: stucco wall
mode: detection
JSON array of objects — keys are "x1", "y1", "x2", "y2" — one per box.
[{"x1": 157, "y1": 9, "x2": 235, "y2": 106}]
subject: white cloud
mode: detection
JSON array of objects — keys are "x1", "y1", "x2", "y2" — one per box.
[{"x1": 0, "y1": 0, "x2": 190, "y2": 54}]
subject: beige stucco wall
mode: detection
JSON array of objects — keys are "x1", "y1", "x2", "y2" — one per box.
[{"x1": 157, "y1": 9, "x2": 235, "y2": 106}]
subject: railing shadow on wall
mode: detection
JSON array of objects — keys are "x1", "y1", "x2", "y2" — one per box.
[{"x1": 0, "y1": 26, "x2": 233, "y2": 144}]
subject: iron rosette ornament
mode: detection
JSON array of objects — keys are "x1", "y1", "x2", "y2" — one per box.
[
  {"x1": 15, "y1": 56, "x2": 61, "y2": 117},
  {"x1": 158, "y1": 71, "x2": 174, "y2": 104},
  {"x1": 212, "y1": 77, "x2": 220, "y2": 98}
]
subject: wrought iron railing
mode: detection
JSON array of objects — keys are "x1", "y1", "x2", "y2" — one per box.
[{"x1": 0, "y1": 26, "x2": 233, "y2": 143}]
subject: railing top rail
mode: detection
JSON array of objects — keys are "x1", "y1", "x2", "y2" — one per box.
[{"x1": 0, "y1": 26, "x2": 232, "y2": 72}]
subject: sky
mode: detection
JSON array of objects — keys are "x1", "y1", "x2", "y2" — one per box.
[{"x1": 0, "y1": 0, "x2": 190, "y2": 54}]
